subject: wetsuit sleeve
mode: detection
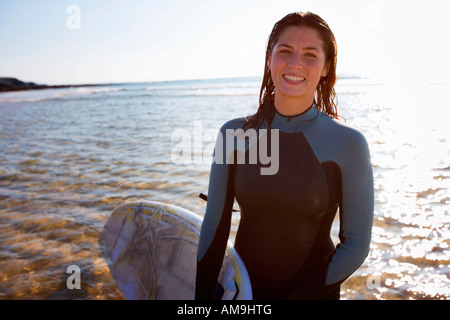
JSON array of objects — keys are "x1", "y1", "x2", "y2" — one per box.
[
  {"x1": 323, "y1": 128, "x2": 374, "y2": 292},
  {"x1": 299, "y1": 127, "x2": 373, "y2": 299},
  {"x1": 195, "y1": 125, "x2": 236, "y2": 300}
]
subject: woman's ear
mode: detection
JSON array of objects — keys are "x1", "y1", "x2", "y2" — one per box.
[{"x1": 321, "y1": 61, "x2": 330, "y2": 78}]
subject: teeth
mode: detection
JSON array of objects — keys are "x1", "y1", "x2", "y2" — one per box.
[{"x1": 283, "y1": 74, "x2": 305, "y2": 82}]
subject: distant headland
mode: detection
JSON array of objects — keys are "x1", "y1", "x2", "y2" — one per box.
[{"x1": 0, "y1": 77, "x2": 109, "y2": 92}]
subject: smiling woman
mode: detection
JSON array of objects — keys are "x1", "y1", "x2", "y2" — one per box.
[{"x1": 195, "y1": 12, "x2": 374, "y2": 300}]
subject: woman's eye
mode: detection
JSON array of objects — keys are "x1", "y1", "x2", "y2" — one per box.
[
  {"x1": 278, "y1": 49, "x2": 291, "y2": 54},
  {"x1": 305, "y1": 53, "x2": 317, "y2": 58}
]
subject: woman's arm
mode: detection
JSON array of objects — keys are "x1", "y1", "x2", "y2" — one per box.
[
  {"x1": 325, "y1": 128, "x2": 374, "y2": 286},
  {"x1": 302, "y1": 120, "x2": 374, "y2": 298},
  {"x1": 195, "y1": 121, "x2": 240, "y2": 299}
]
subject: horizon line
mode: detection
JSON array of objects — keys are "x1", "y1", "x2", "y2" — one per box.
[{"x1": 0, "y1": 72, "x2": 367, "y2": 88}]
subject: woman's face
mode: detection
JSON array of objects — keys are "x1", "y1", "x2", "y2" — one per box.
[{"x1": 269, "y1": 25, "x2": 329, "y2": 105}]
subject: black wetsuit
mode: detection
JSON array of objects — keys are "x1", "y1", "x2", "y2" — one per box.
[{"x1": 195, "y1": 104, "x2": 374, "y2": 300}]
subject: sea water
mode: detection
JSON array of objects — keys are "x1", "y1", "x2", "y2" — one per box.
[{"x1": 0, "y1": 76, "x2": 448, "y2": 299}]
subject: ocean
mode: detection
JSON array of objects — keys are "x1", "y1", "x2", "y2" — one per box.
[{"x1": 0, "y1": 76, "x2": 448, "y2": 300}]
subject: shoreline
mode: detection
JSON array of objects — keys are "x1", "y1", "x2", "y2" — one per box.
[{"x1": 0, "y1": 77, "x2": 112, "y2": 92}]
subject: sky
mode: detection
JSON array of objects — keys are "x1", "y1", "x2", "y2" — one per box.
[{"x1": 0, "y1": 0, "x2": 449, "y2": 85}]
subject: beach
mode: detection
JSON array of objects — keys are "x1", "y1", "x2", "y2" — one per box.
[{"x1": 0, "y1": 76, "x2": 448, "y2": 299}]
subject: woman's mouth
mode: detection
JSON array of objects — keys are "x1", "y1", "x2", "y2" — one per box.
[{"x1": 282, "y1": 74, "x2": 306, "y2": 84}]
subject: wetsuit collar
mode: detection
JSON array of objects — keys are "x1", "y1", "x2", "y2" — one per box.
[{"x1": 271, "y1": 104, "x2": 320, "y2": 132}]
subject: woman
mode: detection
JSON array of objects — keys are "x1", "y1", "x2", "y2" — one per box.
[{"x1": 196, "y1": 12, "x2": 374, "y2": 300}]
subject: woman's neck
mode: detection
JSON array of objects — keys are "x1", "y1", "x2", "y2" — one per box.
[{"x1": 274, "y1": 93, "x2": 314, "y2": 116}]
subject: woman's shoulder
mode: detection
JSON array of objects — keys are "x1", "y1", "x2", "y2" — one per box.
[
  {"x1": 318, "y1": 113, "x2": 370, "y2": 151},
  {"x1": 219, "y1": 115, "x2": 253, "y2": 132}
]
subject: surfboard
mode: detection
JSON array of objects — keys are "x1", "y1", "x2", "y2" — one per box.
[{"x1": 100, "y1": 201, "x2": 252, "y2": 300}]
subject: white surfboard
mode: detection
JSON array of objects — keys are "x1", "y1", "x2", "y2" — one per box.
[{"x1": 100, "y1": 201, "x2": 252, "y2": 300}]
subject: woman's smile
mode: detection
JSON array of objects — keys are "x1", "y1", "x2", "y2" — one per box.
[{"x1": 282, "y1": 73, "x2": 306, "y2": 85}]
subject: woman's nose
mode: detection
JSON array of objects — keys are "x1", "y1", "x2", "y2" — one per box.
[{"x1": 288, "y1": 54, "x2": 303, "y2": 69}]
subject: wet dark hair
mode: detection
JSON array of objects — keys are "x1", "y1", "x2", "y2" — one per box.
[{"x1": 246, "y1": 12, "x2": 338, "y2": 128}]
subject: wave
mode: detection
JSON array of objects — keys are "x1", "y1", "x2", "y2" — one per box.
[
  {"x1": 141, "y1": 92, "x2": 257, "y2": 98},
  {"x1": 191, "y1": 92, "x2": 257, "y2": 97},
  {"x1": 434, "y1": 166, "x2": 450, "y2": 171},
  {"x1": 146, "y1": 84, "x2": 259, "y2": 92},
  {"x1": 145, "y1": 77, "x2": 260, "y2": 92},
  {"x1": 0, "y1": 86, "x2": 123, "y2": 103},
  {"x1": 0, "y1": 78, "x2": 261, "y2": 103}
]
